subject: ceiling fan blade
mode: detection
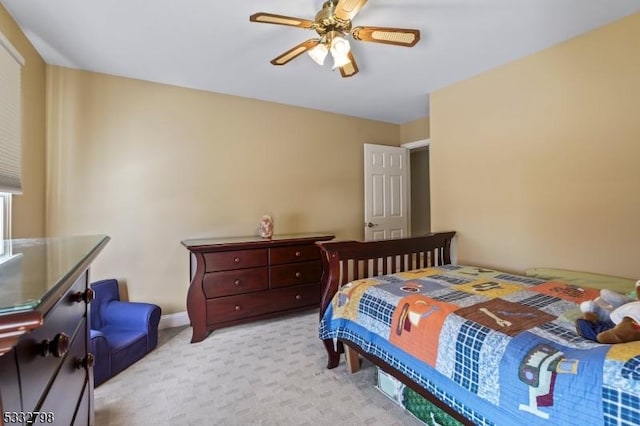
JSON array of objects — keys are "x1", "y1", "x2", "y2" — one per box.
[
  {"x1": 250, "y1": 13, "x2": 315, "y2": 29},
  {"x1": 270, "y1": 39, "x2": 320, "y2": 66},
  {"x1": 334, "y1": 0, "x2": 368, "y2": 21},
  {"x1": 351, "y1": 26, "x2": 420, "y2": 47},
  {"x1": 339, "y1": 52, "x2": 359, "y2": 78}
]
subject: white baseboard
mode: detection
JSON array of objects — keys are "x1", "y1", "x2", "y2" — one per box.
[{"x1": 159, "y1": 311, "x2": 190, "y2": 329}]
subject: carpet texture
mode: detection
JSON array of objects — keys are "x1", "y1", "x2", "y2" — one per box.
[{"x1": 94, "y1": 311, "x2": 423, "y2": 425}]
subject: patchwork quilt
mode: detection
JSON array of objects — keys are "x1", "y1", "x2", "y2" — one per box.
[{"x1": 319, "y1": 265, "x2": 640, "y2": 425}]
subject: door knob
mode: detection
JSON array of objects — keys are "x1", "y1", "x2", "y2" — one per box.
[{"x1": 365, "y1": 222, "x2": 378, "y2": 228}]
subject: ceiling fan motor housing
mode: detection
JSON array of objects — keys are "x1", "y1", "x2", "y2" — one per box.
[{"x1": 315, "y1": 1, "x2": 352, "y2": 37}]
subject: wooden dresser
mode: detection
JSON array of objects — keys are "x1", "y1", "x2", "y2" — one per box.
[
  {"x1": 0, "y1": 235, "x2": 109, "y2": 426},
  {"x1": 181, "y1": 233, "x2": 334, "y2": 343}
]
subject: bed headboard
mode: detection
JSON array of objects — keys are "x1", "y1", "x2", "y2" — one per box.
[{"x1": 317, "y1": 231, "x2": 456, "y2": 317}]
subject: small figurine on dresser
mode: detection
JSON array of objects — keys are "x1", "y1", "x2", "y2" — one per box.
[{"x1": 259, "y1": 215, "x2": 274, "y2": 239}]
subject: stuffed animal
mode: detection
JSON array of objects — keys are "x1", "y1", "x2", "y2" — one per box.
[{"x1": 575, "y1": 281, "x2": 640, "y2": 344}]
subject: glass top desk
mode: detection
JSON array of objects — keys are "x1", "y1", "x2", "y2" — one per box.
[{"x1": 0, "y1": 234, "x2": 110, "y2": 354}]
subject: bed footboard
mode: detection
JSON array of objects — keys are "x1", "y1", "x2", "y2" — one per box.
[
  {"x1": 318, "y1": 232, "x2": 456, "y2": 320},
  {"x1": 317, "y1": 231, "x2": 456, "y2": 367}
]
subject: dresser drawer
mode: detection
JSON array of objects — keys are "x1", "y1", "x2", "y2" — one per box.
[
  {"x1": 270, "y1": 261, "x2": 322, "y2": 288},
  {"x1": 270, "y1": 244, "x2": 320, "y2": 264},
  {"x1": 206, "y1": 284, "x2": 320, "y2": 324},
  {"x1": 204, "y1": 249, "x2": 268, "y2": 272},
  {"x1": 38, "y1": 319, "x2": 88, "y2": 426},
  {"x1": 203, "y1": 267, "x2": 268, "y2": 297},
  {"x1": 16, "y1": 273, "x2": 88, "y2": 412}
]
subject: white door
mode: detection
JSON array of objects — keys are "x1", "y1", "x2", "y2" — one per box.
[{"x1": 364, "y1": 143, "x2": 409, "y2": 241}]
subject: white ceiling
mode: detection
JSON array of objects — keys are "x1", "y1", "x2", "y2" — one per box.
[{"x1": 2, "y1": 0, "x2": 640, "y2": 124}]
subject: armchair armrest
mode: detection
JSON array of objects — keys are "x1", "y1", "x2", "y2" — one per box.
[
  {"x1": 104, "y1": 301, "x2": 161, "y2": 331},
  {"x1": 90, "y1": 329, "x2": 110, "y2": 352},
  {"x1": 90, "y1": 329, "x2": 111, "y2": 387}
]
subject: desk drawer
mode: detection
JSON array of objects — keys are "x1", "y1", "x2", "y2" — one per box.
[
  {"x1": 38, "y1": 319, "x2": 88, "y2": 426},
  {"x1": 270, "y1": 261, "x2": 322, "y2": 288},
  {"x1": 16, "y1": 272, "x2": 88, "y2": 412},
  {"x1": 204, "y1": 249, "x2": 268, "y2": 272},
  {"x1": 206, "y1": 284, "x2": 320, "y2": 324},
  {"x1": 270, "y1": 244, "x2": 319, "y2": 264},
  {"x1": 203, "y1": 267, "x2": 268, "y2": 297}
]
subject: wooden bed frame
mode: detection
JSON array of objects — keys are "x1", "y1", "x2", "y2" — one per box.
[{"x1": 317, "y1": 231, "x2": 473, "y2": 425}]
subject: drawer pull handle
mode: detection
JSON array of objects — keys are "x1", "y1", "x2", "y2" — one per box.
[
  {"x1": 76, "y1": 353, "x2": 95, "y2": 370},
  {"x1": 234, "y1": 257, "x2": 241, "y2": 263},
  {"x1": 235, "y1": 305, "x2": 241, "y2": 311},
  {"x1": 234, "y1": 279, "x2": 241, "y2": 286},
  {"x1": 295, "y1": 294, "x2": 302, "y2": 300},
  {"x1": 41, "y1": 332, "x2": 70, "y2": 358},
  {"x1": 295, "y1": 272, "x2": 302, "y2": 278},
  {"x1": 295, "y1": 251, "x2": 301, "y2": 257},
  {"x1": 72, "y1": 288, "x2": 95, "y2": 304}
]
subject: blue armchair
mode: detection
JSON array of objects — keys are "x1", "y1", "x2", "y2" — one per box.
[{"x1": 90, "y1": 279, "x2": 161, "y2": 386}]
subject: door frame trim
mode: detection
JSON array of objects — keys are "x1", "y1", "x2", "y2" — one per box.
[{"x1": 401, "y1": 138, "x2": 431, "y2": 150}]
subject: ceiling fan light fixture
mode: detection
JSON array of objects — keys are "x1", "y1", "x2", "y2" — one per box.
[
  {"x1": 308, "y1": 43, "x2": 329, "y2": 65},
  {"x1": 330, "y1": 36, "x2": 351, "y2": 69},
  {"x1": 330, "y1": 36, "x2": 350, "y2": 55},
  {"x1": 331, "y1": 51, "x2": 351, "y2": 69}
]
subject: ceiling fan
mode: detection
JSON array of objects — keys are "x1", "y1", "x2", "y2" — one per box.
[{"x1": 250, "y1": 0, "x2": 420, "y2": 78}]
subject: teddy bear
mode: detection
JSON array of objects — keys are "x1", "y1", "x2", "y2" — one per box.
[{"x1": 575, "y1": 281, "x2": 640, "y2": 344}]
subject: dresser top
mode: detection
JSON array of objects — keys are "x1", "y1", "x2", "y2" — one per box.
[
  {"x1": 0, "y1": 234, "x2": 110, "y2": 314},
  {"x1": 181, "y1": 232, "x2": 334, "y2": 251}
]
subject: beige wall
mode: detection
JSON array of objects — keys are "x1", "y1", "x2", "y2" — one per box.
[
  {"x1": 430, "y1": 13, "x2": 640, "y2": 278},
  {"x1": 400, "y1": 116, "x2": 430, "y2": 144},
  {"x1": 46, "y1": 67, "x2": 400, "y2": 313},
  {"x1": 0, "y1": 5, "x2": 46, "y2": 237}
]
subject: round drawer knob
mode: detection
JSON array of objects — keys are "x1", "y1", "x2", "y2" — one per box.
[
  {"x1": 235, "y1": 305, "x2": 241, "y2": 311},
  {"x1": 234, "y1": 257, "x2": 241, "y2": 263},
  {"x1": 295, "y1": 272, "x2": 302, "y2": 278},
  {"x1": 295, "y1": 251, "x2": 301, "y2": 257},
  {"x1": 295, "y1": 294, "x2": 302, "y2": 300},
  {"x1": 234, "y1": 279, "x2": 241, "y2": 286},
  {"x1": 76, "y1": 353, "x2": 95, "y2": 370},
  {"x1": 41, "y1": 332, "x2": 70, "y2": 358}
]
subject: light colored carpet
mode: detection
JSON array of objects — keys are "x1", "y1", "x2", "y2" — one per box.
[{"x1": 94, "y1": 311, "x2": 424, "y2": 426}]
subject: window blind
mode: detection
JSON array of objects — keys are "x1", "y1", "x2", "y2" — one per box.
[{"x1": 0, "y1": 32, "x2": 24, "y2": 194}]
